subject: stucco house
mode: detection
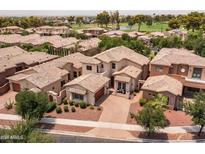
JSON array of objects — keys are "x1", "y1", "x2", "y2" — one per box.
[
  {"x1": 0, "y1": 46, "x2": 58, "y2": 95},
  {"x1": 141, "y1": 75, "x2": 183, "y2": 109},
  {"x1": 82, "y1": 28, "x2": 106, "y2": 37},
  {"x1": 35, "y1": 26, "x2": 71, "y2": 36},
  {"x1": 64, "y1": 74, "x2": 110, "y2": 104},
  {"x1": 0, "y1": 26, "x2": 25, "y2": 34},
  {"x1": 81, "y1": 46, "x2": 150, "y2": 98},
  {"x1": 150, "y1": 48, "x2": 205, "y2": 97}
]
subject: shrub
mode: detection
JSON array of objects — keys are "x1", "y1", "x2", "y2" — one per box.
[
  {"x1": 86, "y1": 103, "x2": 91, "y2": 107},
  {"x1": 74, "y1": 102, "x2": 79, "y2": 107},
  {"x1": 89, "y1": 105, "x2": 94, "y2": 110},
  {"x1": 4, "y1": 101, "x2": 13, "y2": 110},
  {"x1": 56, "y1": 107, "x2": 62, "y2": 114},
  {"x1": 46, "y1": 102, "x2": 57, "y2": 113},
  {"x1": 97, "y1": 106, "x2": 102, "y2": 111},
  {"x1": 130, "y1": 112, "x2": 135, "y2": 119},
  {"x1": 63, "y1": 98, "x2": 68, "y2": 105},
  {"x1": 79, "y1": 101, "x2": 87, "y2": 109},
  {"x1": 71, "y1": 107, "x2": 76, "y2": 112},
  {"x1": 139, "y1": 98, "x2": 147, "y2": 106},
  {"x1": 69, "y1": 101, "x2": 74, "y2": 106},
  {"x1": 64, "y1": 106, "x2": 69, "y2": 112}
]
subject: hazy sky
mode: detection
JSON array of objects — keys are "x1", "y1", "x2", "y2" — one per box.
[{"x1": 0, "y1": 10, "x2": 204, "y2": 16}]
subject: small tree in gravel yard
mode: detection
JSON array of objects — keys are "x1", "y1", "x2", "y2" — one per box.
[
  {"x1": 184, "y1": 92, "x2": 205, "y2": 136},
  {"x1": 15, "y1": 90, "x2": 48, "y2": 120},
  {"x1": 135, "y1": 103, "x2": 167, "y2": 136}
]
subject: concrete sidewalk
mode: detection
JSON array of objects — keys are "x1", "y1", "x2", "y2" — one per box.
[{"x1": 0, "y1": 113, "x2": 204, "y2": 134}]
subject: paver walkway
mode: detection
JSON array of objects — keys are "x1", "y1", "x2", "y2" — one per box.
[{"x1": 0, "y1": 113, "x2": 204, "y2": 134}]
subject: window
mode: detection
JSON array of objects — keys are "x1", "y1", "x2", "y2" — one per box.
[
  {"x1": 73, "y1": 71, "x2": 77, "y2": 78},
  {"x1": 61, "y1": 80, "x2": 65, "y2": 87},
  {"x1": 112, "y1": 63, "x2": 116, "y2": 69},
  {"x1": 155, "y1": 66, "x2": 163, "y2": 72},
  {"x1": 78, "y1": 71, "x2": 82, "y2": 76},
  {"x1": 86, "y1": 65, "x2": 92, "y2": 71},
  {"x1": 97, "y1": 66, "x2": 99, "y2": 73},
  {"x1": 52, "y1": 86, "x2": 55, "y2": 90},
  {"x1": 192, "y1": 68, "x2": 202, "y2": 79},
  {"x1": 101, "y1": 64, "x2": 104, "y2": 68},
  {"x1": 72, "y1": 93, "x2": 84, "y2": 101}
]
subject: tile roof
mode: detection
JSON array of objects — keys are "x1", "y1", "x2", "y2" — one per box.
[
  {"x1": 94, "y1": 46, "x2": 150, "y2": 66},
  {"x1": 151, "y1": 48, "x2": 205, "y2": 67},
  {"x1": 113, "y1": 66, "x2": 142, "y2": 79},
  {"x1": 77, "y1": 38, "x2": 101, "y2": 52},
  {"x1": 141, "y1": 75, "x2": 183, "y2": 96},
  {"x1": 64, "y1": 74, "x2": 110, "y2": 93},
  {"x1": 0, "y1": 46, "x2": 26, "y2": 58}
]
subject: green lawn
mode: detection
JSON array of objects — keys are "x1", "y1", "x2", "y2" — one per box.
[
  {"x1": 120, "y1": 22, "x2": 169, "y2": 32},
  {"x1": 71, "y1": 22, "x2": 169, "y2": 32}
]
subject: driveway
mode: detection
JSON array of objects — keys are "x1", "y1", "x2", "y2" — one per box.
[
  {"x1": 98, "y1": 95, "x2": 131, "y2": 124},
  {"x1": 0, "y1": 91, "x2": 17, "y2": 110}
]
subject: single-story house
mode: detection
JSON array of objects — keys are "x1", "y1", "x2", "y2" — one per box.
[{"x1": 64, "y1": 74, "x2": 110, "y2": 104}]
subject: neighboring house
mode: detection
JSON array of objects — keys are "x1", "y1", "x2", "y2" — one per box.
[
  {"x1": 35, "y1": 26, "x2": 72, "y2": 36},
  {"x1": 102, "y1": 30, "x2": 126, "y2": 37},
  {"x1": 81, "y1": 46, "x2": 150, "y2": 98},
  {"x1": 150, "y1": 32, "x2": 165, "y2": 38},
  {"x1": 150, "y1": 48, "x2": 205, "y2": 97},
  {"x1": 7, "y1": 63, "x2": 69, "y2": 103},
  {"x1": 0, "y1": 46, "x2": 58, "y2": 95},
  {"x1": 141, "y1": 75, "x2": 183, "y2": 109},
  {"x1": 6, "y1": 52, "x2": 90, "y2": 103},
  {"x1": 82, "y1": 28, "x2": 106, "y2": 37},
  {"x1": 127, "y1": 31, "x2": 145, "y2": 38},
  {"x1": 0, "y1": 26, "x2": 25, "y2": 34},
  {"x1": 64, "y1": 74, "x2": 110, "y2": 104},
  {"x1": 165, "y1": 29, "x2": 188, "y2": 40}
]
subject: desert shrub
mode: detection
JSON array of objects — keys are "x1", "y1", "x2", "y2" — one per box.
[
  {"x1": 86, "y1": 103, "x2": 91, "y2": 107},
  {"x1": 71, "y1": 107, "x2": 76, "y2": 112},
  {"x1": 69, "y1": 101, "x2": 74, "y2": 106},
  {"x1": 129, "y1": 112, "x2": 136, "y2": 119},
  {"x1": 89, "y1": 105, "x2": 94, "y2": 110},
  {"x1": 56, "y1": 107, "x2": 62, "y2": 114},
  {"x1": 64, "y1": 106, "x2": 69, "y2": 112},
  {"x1": 139, "y1": 98, "x2": 147, "y2": 106},
  {"x1": 62, "y1": 98, "x2": 68, "y2": 105},
  {"x1": 74, "y1": 102, "x2": 79, "y2": 107},
  {"x1": 46, "y1": 102, "x2": 57, "y2": 113},
  {"x1": 4, "y1": 101, "x2": 13, "y2": 110},
  {"x1": 79, "y1": 101, "x2": 87, "y2": 109}
]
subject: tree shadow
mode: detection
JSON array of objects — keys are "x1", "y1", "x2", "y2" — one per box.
[{"x1": 138, "y1": 132, "x2": 169, "y2": 142}]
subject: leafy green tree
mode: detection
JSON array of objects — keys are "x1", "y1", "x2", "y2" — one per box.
[
  {"x1": 184, "y1": 92, "x2": 205, "y2": 136},
  {"x1": 183, "y1": 12, "x2": 203, "y2": 32},
  {"x1": 96, "y1": 11, "x2": 110, "y2": 27},
  {"x1": 134, "y1": 15, "x2": 146, "y2": 31},
  {"x1": 76, "y1": 16, "x2": 84, "y2": 27},
  {"x1": 67, "y1": 16, "x2": 75, "y2": 25},
  {"x1": 0, "y1": 119, "x2": 54, "y2": 143},
  {"x1": 168, "y1": 19, "x2": 181, "y2": 29},
  {"x1": 135, "y1": 103, "x2": 167, "y2": 136},
  {"x1": 113, "y1": 11, "x2": 120, "y2": 30},
  {"x1": 148, "y1": 94, "x2": 168, "y2": 110},
  {"x1": 15, "y1": 90, "x2": 49, "y2": 120},
  {"x1": 127, "y1": 17, "x2": 136, "y2": 30}
]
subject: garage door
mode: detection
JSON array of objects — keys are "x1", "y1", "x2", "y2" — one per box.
[
  {"x1": 95, "y1": 87, "x2": 104, "y2": 102},
  {"x1": 12, "y1": 83, "x2": 21, "y2": 92}
]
